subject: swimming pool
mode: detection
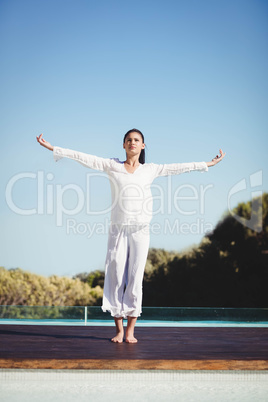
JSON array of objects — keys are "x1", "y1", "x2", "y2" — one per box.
[
  {"x1": 1, "y1": 318, "x2": 268, "y2": 327},
  {"x1": 1, "y1": 369, "x2": 268, "y2": 402}
]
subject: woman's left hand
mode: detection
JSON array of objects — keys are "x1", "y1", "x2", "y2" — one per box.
[{"x1": 207, "y1": 149, "x2": 226, "y2": 167}]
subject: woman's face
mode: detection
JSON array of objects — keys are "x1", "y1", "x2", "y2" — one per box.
[{"x1": 123, "y1": 132, "x2": 145, "y2": 156}]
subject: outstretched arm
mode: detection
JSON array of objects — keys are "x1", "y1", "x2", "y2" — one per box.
[
  {"x1": 36, "y1": 133, "x2": 112, "y2": 172},
  {"x1": 36, "y1": 133, "x2": 54, "y2": 151},
  {"x1": 206, "y1": 149, "x2": 226, "y2": 167}
]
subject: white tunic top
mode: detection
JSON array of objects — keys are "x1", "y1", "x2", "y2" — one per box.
[{"x1": 53, "y1": 146, "x2": 208, "y2": 225}]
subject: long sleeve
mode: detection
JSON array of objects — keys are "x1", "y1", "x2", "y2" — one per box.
[
  {"x1": 53, "y1": 146, "x2": 113, "y2": 172},
  {"x1": 150, "y1": 161, "x2": 208, "y2": 178}
]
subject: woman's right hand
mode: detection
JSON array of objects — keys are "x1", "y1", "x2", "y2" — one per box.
[{"x1": 36, "y1": 133, "x2": 54, "y2": 151}]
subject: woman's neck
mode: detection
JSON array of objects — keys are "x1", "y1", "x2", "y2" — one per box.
[{"x1": 124, "y1": 155, "x2": 140, "y2": 166}]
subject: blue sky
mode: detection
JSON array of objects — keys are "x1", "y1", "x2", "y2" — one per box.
[{"x1": 1, "y1": 0, "x2": 267, "y2": 277}]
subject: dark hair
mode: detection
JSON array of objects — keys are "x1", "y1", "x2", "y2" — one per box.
[{"x1": 123, "y1": 128, "x2": 145, "y2": 164}]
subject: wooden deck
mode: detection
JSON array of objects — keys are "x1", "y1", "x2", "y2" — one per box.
[{"x1": 0, "y1": 324, "x2": 268, "y2": 370}]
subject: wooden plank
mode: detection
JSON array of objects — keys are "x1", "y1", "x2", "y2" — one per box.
[
  {"x1": 0, "y1": 358, "x2": 267, "y2": 370},
  {"x1": 1, "y1": 325, "x2": 268, "y2": 370}
]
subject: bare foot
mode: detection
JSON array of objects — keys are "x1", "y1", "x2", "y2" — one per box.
[
  {"x1": 125, "y1": 334, "x2": 138, "y2": 343},
  {"x1": 111, "y1": 332, "x2": 124, "y2": 343},
  {"x1": 125, "y1": 317, "x2": 138, "y2": 343}
]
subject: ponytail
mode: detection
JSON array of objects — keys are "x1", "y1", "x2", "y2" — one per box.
[{"x1": 139, "y1": 148, "x2": 145, "y2": 164}]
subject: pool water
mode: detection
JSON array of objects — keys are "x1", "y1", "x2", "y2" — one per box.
[
  {"x1": 1, "y1": 318, "x2": 268, "y2": 327},
  {"x1": 1, "y1": 369, "x2": 268, "y2": 402}
]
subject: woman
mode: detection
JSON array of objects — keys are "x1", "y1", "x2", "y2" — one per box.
[{"x1": 36, "y1": 129, "x2": 225, "y2": 343}]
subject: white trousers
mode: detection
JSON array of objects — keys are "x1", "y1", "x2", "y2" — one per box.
[{"x1": 101, "y1": 224, "x2": 150, "y2": 318}]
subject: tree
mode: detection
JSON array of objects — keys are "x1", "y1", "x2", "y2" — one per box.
[{"x1": 143, "y1": 194, "x2": 268, "y2": 307}]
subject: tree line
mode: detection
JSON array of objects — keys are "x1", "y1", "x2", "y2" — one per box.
[
  {"x1": 1, "y1": 193, "x2": 267, "y2": 308},
  {"x1": 0, "y1": 268, "x2": 103, "y2": 307},
  {"x1": 143, "y1": 193, "x2": 268, "y2": 307}
]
